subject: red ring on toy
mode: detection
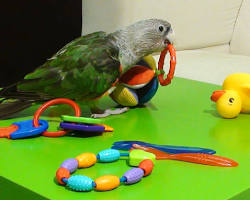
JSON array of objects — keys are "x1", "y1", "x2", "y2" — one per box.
[
  {"x1": 158, "y1": 44, "x2": 176, "y2": 86},
  {"x1": 33, "y1": 98, "x2": 81, "y2": 137}
]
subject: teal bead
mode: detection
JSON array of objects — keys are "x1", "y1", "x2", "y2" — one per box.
[
  {"x1": 97, "y1": 149, "x2": 120, "y2": 162},
  {"x1": 67, "y1": 175, "x2": 94, "y2": 191}
]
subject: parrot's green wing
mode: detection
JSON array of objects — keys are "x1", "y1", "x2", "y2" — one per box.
[{"x1": 17, "y1": 32, "x2": 120, "y2": 100}]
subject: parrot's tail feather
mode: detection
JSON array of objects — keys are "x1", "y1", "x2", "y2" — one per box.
[
  {"x1": 0, "y1": 84, "x2": 49, "y2": 119},
  {"x1": 0, "y1": 83, "x2": 50, "y2": 101},
  {"x1": 0, "y1": 99, "x2": 33, "y2": 119}
]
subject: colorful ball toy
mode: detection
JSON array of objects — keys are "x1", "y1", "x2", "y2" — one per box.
[{"x1": 110, "y1": 44, "x2": 176, "y2": 107}]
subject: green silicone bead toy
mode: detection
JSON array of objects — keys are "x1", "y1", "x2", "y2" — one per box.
[{"x1": 129, "y1": 149, "x2": 156, "y2": 166}]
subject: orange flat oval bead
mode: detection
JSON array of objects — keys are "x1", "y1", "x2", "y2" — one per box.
[
  {"x1": 76, "y1": 153, "x2": 97, "y2": 168},
  {"x1": 94, "y1": 175, "x2": 120, "y2": 191}
]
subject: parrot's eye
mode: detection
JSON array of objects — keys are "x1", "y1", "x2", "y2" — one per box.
[
  {"x1": 158, "y1": 25, "x2": 164, "y2": 32},
  {"x1": 229, "y1": 98, "x2": 234, "y2": 103}
]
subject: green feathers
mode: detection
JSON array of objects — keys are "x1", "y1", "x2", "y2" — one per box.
[{"x1": 18, "y1": 32, "x2": 120, "y2": 100}]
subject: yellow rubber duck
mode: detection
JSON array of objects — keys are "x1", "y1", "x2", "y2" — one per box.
[{"x1": 211, "y1": 73, "x2": 250, "y2": 118}]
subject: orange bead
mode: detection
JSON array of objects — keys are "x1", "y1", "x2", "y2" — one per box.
[
  {"x1": 94, "y1": 175, "x2": 120, "y2": 191},
  {"x1": 76, "y1": 153, "x2": 97, "y2": 168},
  {"x1": 139, "y1": 159, "x2": 154, "y2": 176},
  {"x1": 56, "y1": 168, "x2": 70, "y2": 185}
]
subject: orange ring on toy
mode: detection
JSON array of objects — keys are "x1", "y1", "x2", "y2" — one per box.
[
  {"x1": 158, "y1": 44, "x2": 176, "y2": 86},
  {"x1": 33, "y1": 98, "x2": 81, "y2": 137}
]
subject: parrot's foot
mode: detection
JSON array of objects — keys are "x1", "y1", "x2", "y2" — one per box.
[{"x1": 91, "y1": 107, "x2": 129, "y2": 118}]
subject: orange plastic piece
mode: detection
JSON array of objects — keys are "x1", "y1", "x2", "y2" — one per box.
[
  {"x1": 210, "y1": 90, "x2": 226, "y2": 102},
  {"x1": 139, "y1": 159, "x2": 154, "y2": 176},
  {"x1": 56, "y1": 168, "x2": 70, "y2": 185},
  {"x1": 133, "y1": 144, "x2": 238, "y2": 167},
  {"x1": 94, "y1": 175, "x2": 120, "y2": 191},
  {"x1": 158, "y1": 44, "x2": 176, "y2": 86},
  {"x1": 119, "y1": 65, "x2": 155, "y2": 86},
  {"x1": 33, "y1": 98, "x2": 81, "y2": 137},
  {"x1": 75, "y1": 153, "x2": 97, "y2": 168},
  {"x1": 102, "y1": 124, "x2": 114, "y2": 132},
  {"x1": 0, "y1": 125, "x2": 18, "y2": 138}
]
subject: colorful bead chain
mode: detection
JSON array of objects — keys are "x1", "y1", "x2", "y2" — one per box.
[{"x1": 56, "y1": 149, "x2": 155, "y2": 192}]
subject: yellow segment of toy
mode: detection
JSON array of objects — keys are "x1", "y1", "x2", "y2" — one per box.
[
  {"x1": 110, "y1": 84, "x2": 138, "y2": 106},
  {"x1": 143, "y1": 55, "x2": 156, "y2": 70}
]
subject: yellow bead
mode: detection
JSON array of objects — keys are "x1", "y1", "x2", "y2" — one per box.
[
  {"x1": 94, "y1": 175, "x2": 120, "y2": 191},
  {"x1": 75, "y1": 153, "x2": 97, "y2": 168}
]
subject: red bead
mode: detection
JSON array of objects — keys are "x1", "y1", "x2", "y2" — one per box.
[
  {"x1": 138, "y1": 159, "x2": 154, "y2": 176},
  {"x1": 56, "y1": 168, "x2": 70, "y2": 185}
]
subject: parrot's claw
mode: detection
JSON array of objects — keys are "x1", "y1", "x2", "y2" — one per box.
[{"x1": 91, "y1": 107, "x2": 129, "y2": 118}]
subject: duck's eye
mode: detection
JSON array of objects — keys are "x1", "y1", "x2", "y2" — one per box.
[
  {"x1": 159, "y1": 25, "x2": 164, "y2": 32},
  {"x1": 229, "y1": 98, "x2": 234, "y2": 103}
]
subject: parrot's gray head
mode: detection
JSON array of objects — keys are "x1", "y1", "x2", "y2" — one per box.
[{"x1": 109, "y1": 19, "x2": 175, "y2": 73}]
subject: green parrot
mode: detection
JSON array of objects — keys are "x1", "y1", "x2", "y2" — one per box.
[{"x1": 0, "y1": 19, "x2": 174, "y2": 119}]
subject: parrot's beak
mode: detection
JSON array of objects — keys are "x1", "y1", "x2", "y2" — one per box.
[{"x1": 165, "y1": 27, "x2": 175, "y2": 45}]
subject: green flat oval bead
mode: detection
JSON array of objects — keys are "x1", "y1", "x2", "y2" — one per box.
[{"x1": 129, "y1": 149, "x2": 156, "y2": 166}]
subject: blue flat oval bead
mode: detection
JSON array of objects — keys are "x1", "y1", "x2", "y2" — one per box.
[
  {"x1": 67, "y1": 175, "x2": 94, "y2": 192},
  {"x1": 97, "y1": 149, "x2": 120, "y2": 162}
]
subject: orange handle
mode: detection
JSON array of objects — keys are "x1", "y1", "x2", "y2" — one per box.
[
  {"x1": 132, "y1": 144, "x2": 238, "y2": 167},
  {"x1": 158, "y1": 44, "x2": 176, "y2": 86},
  {"x1": 166, "y1": 153, "x2": 238, "y2": 167},
  {"x1": 0, "y1": 125, "x2": 18, "y2": 138}
]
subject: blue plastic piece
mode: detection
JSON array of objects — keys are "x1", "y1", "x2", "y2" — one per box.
[
  {"x1": 97, "y1": 149, "x2": 120, "y2": 162},
  {"x1": 92, "y1": 182, "x2": 96, "y2": 188},
  {"x1": 112, "y1": 141, "x2": 216, "y2": 154},
  {"x1": 138, "y1": 77, "x2": 159, "y2": 104},
  {"x1": 62, "y1": 178, "x2": 68, "y2": 184},
  {"x1": 120, "y1": 176, "x2": 127, "y2": 183},
  {"x1": 10, "y1": 120, "x2": 48, "y2": 139},
  {"x1": 120, "y1": 152, "x2": 129, "y2": 157},
  {"x1": 67, "y1": 175, "x2": 94, "y2": 192}
]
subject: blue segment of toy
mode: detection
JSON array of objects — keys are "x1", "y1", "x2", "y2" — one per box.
[
  {"x1": 60, "y1": 122, "x2": 105, "y2": 132},
  {"x1": 10, "y1": 120, "x2": 49, "y2": 139},
  {"x1": 138, "y1": 77, "x2": 159, "y2": 104},
  {"x1": 97, "y1": 149, "x2": 120, "y2": 162},
  {"x1": 112, "y1": 141, "x2": 216, "y2": 154},
  {"x1": 67, "y1": 175, "x2": 94, "y2": 192}
]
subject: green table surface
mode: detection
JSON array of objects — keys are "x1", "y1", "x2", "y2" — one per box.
[{"x1": 0, "y1": 77, "x2": 249, "y2": 200}]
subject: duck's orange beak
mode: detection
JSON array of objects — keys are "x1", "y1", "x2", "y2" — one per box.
[{"x1": 210, "y1": 90, "x2": 225, "y2": 102}]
